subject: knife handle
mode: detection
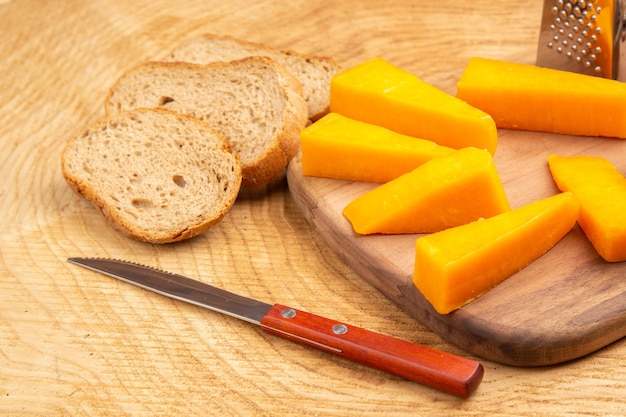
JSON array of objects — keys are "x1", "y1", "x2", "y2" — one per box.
[{"x1": 260, "y1": 304, "x2": 483, "y2": 398}]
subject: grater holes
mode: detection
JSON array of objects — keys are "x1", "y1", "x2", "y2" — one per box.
[{"x1": 547, "y1": 0, "x2": 604, "y2": 74}]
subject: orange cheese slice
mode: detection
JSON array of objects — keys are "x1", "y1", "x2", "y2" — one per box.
[
  {"x1": 456, "y1": 57, "x2": 626, "y2": 138},
  {"x1": 300, "y1": 113, "x2": 455, "y2": 182},
  {"x1": 413, "y1": 191, "x2": 579, "y2": 314},
  {"x1": 342, "y1": 147, "x2": 510, "y2": 234},
  {"x1": 548, "y1": 154, "x2": 626, "y2": 262},
  {"x1": 330, "y1": 58, "x2": 498, "y2": 154}
]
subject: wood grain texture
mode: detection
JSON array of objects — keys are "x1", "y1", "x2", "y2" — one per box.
[{"x1": 1, "y1": 0, "x2": 625, "y2": 415}]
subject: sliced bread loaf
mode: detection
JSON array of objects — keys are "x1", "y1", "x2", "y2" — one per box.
[
  {"x1": 61, "y1": 108, "x2": 242, "y2": 244},
  {"x1": 162, "y1": 33, "x2": 341, "y2": 121},
  {"x1": 105, "y1": 57, "x2": 308, "y2": 189}
]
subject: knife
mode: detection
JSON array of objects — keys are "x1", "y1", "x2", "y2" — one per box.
[{"x1": 67, "y1": 257, "x2": 483, "y2": 397}]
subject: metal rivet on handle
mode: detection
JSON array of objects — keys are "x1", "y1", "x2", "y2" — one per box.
[
  {"x1": 280, "y1": 308, "x2": 297, "y2": 319},
  {"x1": 332, "y1": 324, "x2": 348, "y2": 335}
]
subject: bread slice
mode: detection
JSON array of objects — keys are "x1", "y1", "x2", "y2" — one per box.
[
  {"x1": 162, "y1": 33, "x2": 341, "y2": 121},
  {"x1": 105, "y1": 57, "x2": 308, "y2": 189},
  {"x1": 61, "y1": 108, "x2": 242, "y2": 244}
]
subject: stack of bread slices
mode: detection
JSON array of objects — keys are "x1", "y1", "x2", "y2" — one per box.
[{"x1": 61, "y1": 34, "x2": 341, "y2": 243}]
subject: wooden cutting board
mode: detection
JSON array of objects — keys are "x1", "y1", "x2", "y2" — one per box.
[{"x1": 286, "y1": 122, "x2": 626, "y2": 367}]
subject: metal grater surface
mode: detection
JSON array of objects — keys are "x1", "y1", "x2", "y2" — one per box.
[{"x1": 537, "y1": 0, "x2": 626, "y2": 80}]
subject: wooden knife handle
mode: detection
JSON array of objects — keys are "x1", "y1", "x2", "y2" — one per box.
[{"x1": 260, "y1": 304, "x2": 483, "y2": 398}]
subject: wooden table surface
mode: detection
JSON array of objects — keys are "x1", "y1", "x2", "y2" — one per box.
[{"x1": 2, "y1": 0, "x2": 625, "y2": 415}]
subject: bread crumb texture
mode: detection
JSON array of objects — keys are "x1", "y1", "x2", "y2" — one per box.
[
  {"x1": 105, "y1": 58, "x2": 308, "y2": 188},
  {"x1": 61, "y1": 108, "x2": 242, "y2": 243},
  {"x1": 163, "y1": 33, "x2": 341, "y2": 121}
]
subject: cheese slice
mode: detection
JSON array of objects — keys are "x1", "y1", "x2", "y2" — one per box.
[
  {"x1": 330, "y1": 57, "x2": 498, "y2": 154},
  {"x1": 300, "y1": 113, "x2": 455, "y2": 182},
  {"x1": 548, "y1": 154, "x2": 626, "y2": 262},
  {"x1": 456, "y1": 57, "x2": 626, "y2": 138},
  {"x1": 413, "y1": 191, "x2": 579, "y2": 314},
  {"x1": 342, "y1": 147, "x2": 510, "y2": 234}
]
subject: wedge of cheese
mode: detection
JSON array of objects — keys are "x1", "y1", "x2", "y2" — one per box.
[
  {"x1": 456, "y1": 57, "x2": 626, "y2": 138},
  {"x1": 330, "y1": 58, "x2": 498, "y2": 154},
  {"x1": 548, "y1": 154, "x2": 626, "y2": 262},
  {"x1": 300, "y1": 113, "x2": 455, "y2": 182},
  {"x1": 413, "y1": 191, "x2": 579, "y2": 314},
  {"x1": 342, "y1": 147, "x2": 510, "y2": 234}
]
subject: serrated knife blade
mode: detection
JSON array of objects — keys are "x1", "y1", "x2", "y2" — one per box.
[{"x1": 67, "y1": 257, "x2": 483, "y2": 398}]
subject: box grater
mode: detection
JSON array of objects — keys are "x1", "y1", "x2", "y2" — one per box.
[{"x1": 537, "y1": 0, "x2": 626, "y2": 80}]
